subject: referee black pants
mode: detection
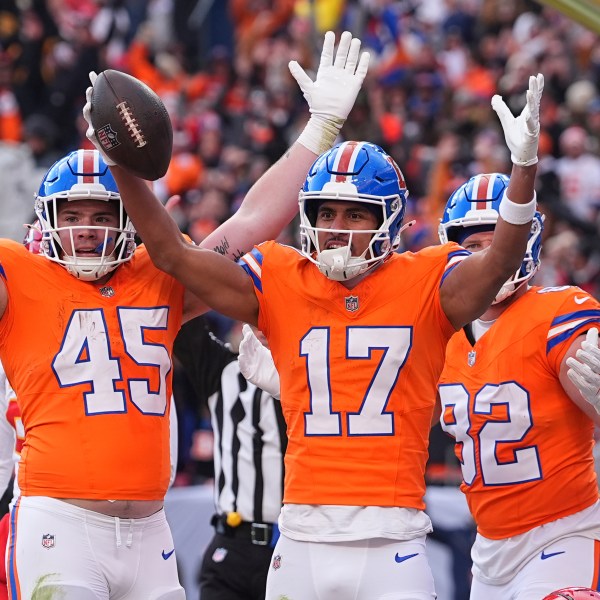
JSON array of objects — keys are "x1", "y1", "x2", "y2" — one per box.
[{"x1": 198, "y1": 532, "x2": 275, "y2": 600}]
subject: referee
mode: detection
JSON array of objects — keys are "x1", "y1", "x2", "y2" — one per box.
[{"x1": 173, "y1": 315, "x2": 286, "y2": 600}]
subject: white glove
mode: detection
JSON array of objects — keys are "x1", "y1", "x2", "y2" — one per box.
[
  {"x1": 291, "y1": 30, "x2": 370, "y2": 155},
  {"x1": 237, "y1": 324, "x2": 281, "y2": 399},
  {"x1": 82, "y1": 71, "x2": 117, "y2": 166},
  {"x1": 491, "y1": 73, "x2": 544, "y2": 167},
  {"x1": 566, "y1": 327, "x2": 600, "y2": 414}
]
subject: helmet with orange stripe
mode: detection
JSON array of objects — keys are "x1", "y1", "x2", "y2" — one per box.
[
  {"x1": 438, "y1": 172, "x2": 543, "y2": 304},
  {"x1": 34, "y1": 149, "x2": 136, "y2": 281},
  {"x1": 299, "y1": 141, "x2": 409, "y2": 281}
]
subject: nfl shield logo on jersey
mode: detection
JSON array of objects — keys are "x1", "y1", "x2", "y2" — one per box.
[
  {"x1": 345, "y1": 295, "x2": 359, "y2": 312},
  {"x1": 272, "y1": 554, "x2": 282, "y2": 570},
  {"x1": 468, "y1": 350, "x2": 476, "y2": 367},
  {"x1": 99, "y1": 285, "x2": 115, "y2": 297},
  {"x1": 42, "y1": 533, "x2": 55, "y2": 549}
]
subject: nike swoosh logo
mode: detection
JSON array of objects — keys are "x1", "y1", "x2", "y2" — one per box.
[
  {"x1": 540, "y1": 549, "x2": 565, "y2": 560},
  {"x1": 162, "y1": 549, "x2": 175, "y2": 560},
  {"x1": 395, "y1": 552, "x2": 418, "y2": 563},
  {"x1": 574, "y1": 296, "x2": 590, "y2": 304}
]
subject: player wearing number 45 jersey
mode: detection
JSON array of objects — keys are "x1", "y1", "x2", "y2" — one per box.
[
  {"x1": 2, "y1": 29, "x2": 371, "y2": 600},
  {"x1": 437, "y1": 172, "x2": 600, "y2": 599},
  {"x1": 113, "y1": 73, "x2": 545, "y2": 599}
]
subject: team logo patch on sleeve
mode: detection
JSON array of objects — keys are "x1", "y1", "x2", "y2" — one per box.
[{"x1": 42, "y1": 533, "x2": 55, "y2": 549}]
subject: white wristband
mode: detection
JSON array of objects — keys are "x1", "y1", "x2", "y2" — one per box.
[
  {"x1": 498, "y1": 191, "x2": 537, "y2": 225},
  {"x1": 296, "y1": 114, "x2": 345, "y2": 155}
]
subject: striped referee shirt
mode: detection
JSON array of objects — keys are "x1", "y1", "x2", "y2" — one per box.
[{"x1": 173, "y1": 316, "x2": 286, "y2": 524}]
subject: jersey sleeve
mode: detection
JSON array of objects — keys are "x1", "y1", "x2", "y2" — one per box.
[
  {"x1": 239, "y1": 242, "x2": 271, "y2": 338},
  {"x1": 440, "y1": 244, "x2": 471, "y2": 286},
  {"x1": 545, "y1": 287, "x2": 600, "y2": 372}
]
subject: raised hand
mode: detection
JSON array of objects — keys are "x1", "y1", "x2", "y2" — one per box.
[
  {"x1": 567, "y1": 327, "x2": 600, "y2": 413},
  {"x1": 492, "y1": 73, "x2": 544, "y2": 167},
  {"x1": 82, "y1": 71, "x2": 117, "y2": 166},
  {"x1": 291, "y1": 31, "x2": 370, "y2": 155}
]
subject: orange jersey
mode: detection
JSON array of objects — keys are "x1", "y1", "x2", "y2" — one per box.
[
  {"x1": 0, "y1": 240, "x2": 184, "y2": 501},
  {"x1": 438, "y1": 285, "x2": 600, "y2": 539},
  {"x1": 241, "y1": 241, "x2": 467, "y2": 508}
]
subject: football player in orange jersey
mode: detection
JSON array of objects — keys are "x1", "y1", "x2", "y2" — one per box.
[
  {"x1": 100, "y1": 65, "x2": 545, "y2": 598},
  {"x1": 2, "y1": 30, "x2": 369, "y2": 600},
  {"x1": 436, "y1": 172, "x2": 600, "y2": 599}
]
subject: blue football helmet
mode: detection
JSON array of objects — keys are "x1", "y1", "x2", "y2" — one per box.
[
  {"x1": 34, "y1": 149, "x2": 136, "y2": 281},
  {"x1": 438, "y1": 172, "x2": 543, "y2": 304},
  {"x1": 299, "y1": 141, "x2": 408, "y2": 281}
]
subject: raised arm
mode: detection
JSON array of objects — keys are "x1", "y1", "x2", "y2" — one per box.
[
  {"x1": 440, "y1": 73, "x2": 544, "y2": 329},
  {"x1": 202, "y1": 30, "x2": 369, "y2": 260}
]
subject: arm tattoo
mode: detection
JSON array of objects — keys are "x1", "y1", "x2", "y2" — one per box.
[
  {"x1": 211, "y1": 237, "x2": 230, "y2": 256},
  {"x1": 211, "y1": 236, "x2": 244, "y2": 261}
]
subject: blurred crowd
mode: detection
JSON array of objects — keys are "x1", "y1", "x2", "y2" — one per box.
[{"x1": 1, "y1": 0, "x2": 600, "y2": 482}]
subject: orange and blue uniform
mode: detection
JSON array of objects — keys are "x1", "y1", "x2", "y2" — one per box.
[
  {"x1": 241, "y1": 240, "x2": 468, "y2": 509},
  {"x1": 439, "y1": 285, "x2": 600, "y2": 540},
  {"x1": 0, "y1": 240, "x2": 184, "y2": 501}
]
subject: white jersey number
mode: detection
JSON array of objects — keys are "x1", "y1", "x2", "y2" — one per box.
[
  {"x1": 301, "y1": 326, "x2": 411, "y2": 436},
  {"x1": 53, "y1": 308, "x2": 170, "y2": 416},
  {"x1": 439, "y1": 382, "x2": 541, "y2": 486}
]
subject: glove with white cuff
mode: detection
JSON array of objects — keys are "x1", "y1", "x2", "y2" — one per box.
[
  {"x1": 237, "y1": 324, "x2": 281, "y2": 400},
  {"x1": 82, "y1": 71, "x2": 117, "y2": 166},
  {"x1": 290, "y1": 30, "x2": 369, "y2": 156},
  {"x1": 491, "y1": 73, "x2": 544, "y2": 166},
  {"x1": 566, "y1": 327, "x2": 600, "y2": 414}
]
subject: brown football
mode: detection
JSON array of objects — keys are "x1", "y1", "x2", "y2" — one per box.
[{"x1": 90, "y1": 69, "x2": 173, "y2": 181}]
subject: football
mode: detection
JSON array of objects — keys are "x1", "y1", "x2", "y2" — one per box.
[{"x1": 90, "y1": 69, "x2": 173, "y2": 181}]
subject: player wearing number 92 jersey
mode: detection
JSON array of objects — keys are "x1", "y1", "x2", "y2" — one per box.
[
  {"x1": 437, "y1": 172, "x2": 600, "y2": 598},
  {"x1": 438, "y1": 285, "x2": 600, "y2": 592}
]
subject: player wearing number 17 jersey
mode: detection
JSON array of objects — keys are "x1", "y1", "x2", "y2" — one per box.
[{"x1": 437, "y1": 173, "x2": 600, "y2": 600}]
